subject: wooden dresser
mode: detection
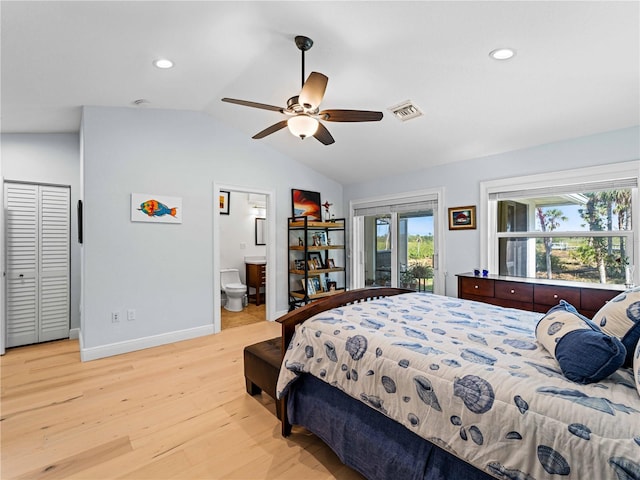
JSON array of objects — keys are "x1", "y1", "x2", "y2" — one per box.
[
  {"x1": 457, "y1": 272, "x2": 624, "y2": 318},
  {"x1": 246, "y1": 262, "x2": 266, "y2": 306}
]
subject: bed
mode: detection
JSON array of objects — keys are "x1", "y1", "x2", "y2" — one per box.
[{"x1": 275, "y1": 288, "x2": 640, "y2": 480}]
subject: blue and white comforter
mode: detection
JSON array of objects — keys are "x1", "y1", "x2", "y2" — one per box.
[{"x1": 276, "y1": 292, "x2": 640, "y2": 480}]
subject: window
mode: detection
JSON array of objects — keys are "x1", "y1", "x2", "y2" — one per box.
[{"x1": 481, "y1": 162, "x2": 639, "y2": 286}]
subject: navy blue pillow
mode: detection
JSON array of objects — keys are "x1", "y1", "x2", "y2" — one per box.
[{"x1": 536, "y1": 301, "x2": 626, "y2": 384}]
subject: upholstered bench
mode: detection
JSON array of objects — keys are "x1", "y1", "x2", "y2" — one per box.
[{"x1": 243, "y1": 337, "x2": 283, "y2": 419}]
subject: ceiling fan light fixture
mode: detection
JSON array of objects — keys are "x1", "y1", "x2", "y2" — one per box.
[{"x1": 287, "y1": 115, "x2": 318, "y2": 139}]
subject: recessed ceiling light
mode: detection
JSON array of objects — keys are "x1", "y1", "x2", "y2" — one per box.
[
  {"x1": 489, "y1": 48, "x2": 516, "y2": 60},
  {"x1": 153, "y1": 59, "x2": 174, "y2": 69}
]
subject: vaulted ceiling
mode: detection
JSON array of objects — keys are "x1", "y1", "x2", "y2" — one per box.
[{"x1": 2, "y1": 1, "x2": 638, "y2": 184}]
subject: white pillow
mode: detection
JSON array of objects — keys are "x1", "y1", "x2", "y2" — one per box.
[{"x1": 593, "y1": 288, "x2": 640, "y2": 367}]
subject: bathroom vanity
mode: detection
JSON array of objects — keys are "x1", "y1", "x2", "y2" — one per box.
[{"x1": 245, "y1": 257, "x2": 266, "y2": 306}]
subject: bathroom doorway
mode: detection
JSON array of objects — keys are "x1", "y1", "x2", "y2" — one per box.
[{"x1": 213, "y1": 184, "x2": 275, "y2": 333}]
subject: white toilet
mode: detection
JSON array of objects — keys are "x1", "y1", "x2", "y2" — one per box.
[{"x1": 220, "y1": 268, "x2": 247, "y2": 312}]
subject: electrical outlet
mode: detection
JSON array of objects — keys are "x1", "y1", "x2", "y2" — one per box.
[
  {"x1": 111, "y1": 311, "x2": 120, "y2": 323},
  {"x1": 127, "y1": 309, "x2": 136, "y2": 321}
]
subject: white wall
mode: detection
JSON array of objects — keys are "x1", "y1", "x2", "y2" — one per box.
[
  {"x1": 344, "y1": 126, "x2": 640, "y2": 296},
  {"x1": 1, "y1": 133, "x2": 81, "y2": 333},
  {"x1": 80, "y1": 106, "x2": 342, "y2": 359}
]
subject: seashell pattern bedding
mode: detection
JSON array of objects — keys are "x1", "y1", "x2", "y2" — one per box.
[{"x1": 276, "y1": 292, "x2": 640, "y2": 480}]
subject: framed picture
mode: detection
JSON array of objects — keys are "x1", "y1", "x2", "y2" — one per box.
[
  {"x1": 219, "y1": 190, "x2": 230, "y2": 215},
  {"x1": 327, "y1": 258, "x2": 336, "y2": 269},
  {"x1": 316, "y1": 231, "x2": 328, "y2": 246},
  {"x1": 291, "y1": 189, "x2": 322, "y2": 221},
  {"x1": 308, "y1": 252, "x2": 324, "y2": 269},
  {"x1": 255, "y1": 217, "x2": 265, "y2": 245},
  {"x1": 131, "y1": 193, "x2": 182, "y2": 224},
  {"x1": 307, "y1": 260, "x2": 316, "y2": 270},
  {"x1": 448, "y1": 205, "x2": 476, "y2": 230},
  {"x1": 327, "y1": 280, "x2": 337, "y2": 292},
  {"x1": 309, "y1": 274, "x2": 323, "y2": 294},
  {"x1": 294, "y1": 259, "x2": 306, "y2": 271},
  {"x1": 302, "y1": 277, "x2": 318, "y2": 295}
]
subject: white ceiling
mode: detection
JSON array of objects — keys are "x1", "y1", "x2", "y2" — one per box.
[{"x1": 2, "y1": 1, "x2": 638, "y2": 185}]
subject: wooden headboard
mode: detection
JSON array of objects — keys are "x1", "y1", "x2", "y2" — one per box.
[{"x1": 276, "y1": 287, "x2": 412, "y2": 358}]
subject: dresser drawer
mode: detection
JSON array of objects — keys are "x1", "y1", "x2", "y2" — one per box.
[
  {"x1": 534, "y1": 284, "x2": 580, "y2": 307},
  {"x1": 459, "y1": 277, "x2": 494, "y2": 298},
  {"x1": 580, "y1": 288, "x2": 620, "y2": 313},
  {"x1": 495, "y1": 280, "x2": 533, "y2": 303}
]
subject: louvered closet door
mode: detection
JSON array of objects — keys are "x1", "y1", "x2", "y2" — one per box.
[
  {"x1": 4, "y1": 183, "x2": 70, "y2": 347},
  {"x1": 38, "y1": 186, "x2": 70, "y2": 342},
  {"x1": 5, "y1": 183, "x2": 39, "y2": 346}
]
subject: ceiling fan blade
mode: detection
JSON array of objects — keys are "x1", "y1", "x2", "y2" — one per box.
[
  {"x1": 319, "y1": 109, "x2": 383, "y2": 122},
  {"x1": 252, "y1": 120, "x2": 288, "y2": 139},
  {"x1": 299, "y1": 72, "x2": 328, "y2": 109},
  {"x1": 313, "y1": 122, "x2": 335, "y2": 145},
  {"x1": 221, "y1": 98, "x2": 284, "y2": 113}
]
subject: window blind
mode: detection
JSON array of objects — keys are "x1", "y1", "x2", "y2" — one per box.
[
  {"x1": 353, "y1": 197, "x2": 437, "y2": 217},
  {"x1": 489, "y1": 177, "x2": 638, "y2": 201}
]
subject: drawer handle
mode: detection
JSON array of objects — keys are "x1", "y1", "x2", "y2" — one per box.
[
  {"x1": 474, "y1": 285, "x2": 479, "y2": 289},
  {"x1": 553, "y1": 294, "x2": 558, "y2": 299},
  {"x1": 510, "y1": 289, "x2": 515, "y2": 294}
]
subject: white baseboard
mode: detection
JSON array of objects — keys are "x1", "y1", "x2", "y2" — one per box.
[{"x1": 80, "y1": 324, "x2": 215, "y2": 362}]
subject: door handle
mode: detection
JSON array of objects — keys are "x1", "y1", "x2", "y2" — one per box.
[{"x1": 19, "y1": 274, "x2": 24, "y2": 278}]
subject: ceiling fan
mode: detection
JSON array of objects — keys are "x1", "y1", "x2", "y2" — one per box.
[{"x1": 221, "y1": 35, "x2": 383, "y2": 145}]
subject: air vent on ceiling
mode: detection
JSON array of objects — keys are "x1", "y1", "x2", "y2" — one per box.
[{"x1": 388, "y1": 100, "x2": 423, "y2": 122}]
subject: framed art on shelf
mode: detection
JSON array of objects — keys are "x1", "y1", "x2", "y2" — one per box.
[
  {"x1": 219, "y1": 191, "x2": 230, "y2": 215},
  {"x1": 309, "y1": 274, "x2": 323, "y2": 294},
  {"x1": 291, "y1": 189, "x2": 322, "y2": 221},
  {"x1": 308, "y1": 252, "x2": 324, "y2": 269},
  {"x1": 448, "y1": 205, "x2": 476, "y2": 230},
  {"x1": 301, "y1": 278, "x2": 315, "y2": 295}
]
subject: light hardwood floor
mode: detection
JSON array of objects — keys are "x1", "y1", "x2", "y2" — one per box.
[
  {"x1": 221, "y1": 303, "x2": 266, "y2": 330},
  {"x1": 0, "y1": 321, "x2": 364, "y2": 480}
]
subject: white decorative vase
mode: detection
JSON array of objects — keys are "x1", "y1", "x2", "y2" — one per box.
[{"x1": 625, "y1": 265, "x2": 635, "y2": 288}]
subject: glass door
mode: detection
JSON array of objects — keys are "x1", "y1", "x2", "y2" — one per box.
[
  {"x1": 364, "y1": 214, "x2": 392, "y2": 287},
  {"x1": 361, "y1": 210, "x2": 435, "y2": 293},
  {"x1": 352, "y1": 190, "x2": 442, "y2": 294},
  {"x1": 398, "y1": 211, "x2": 435, "y2": 293}
]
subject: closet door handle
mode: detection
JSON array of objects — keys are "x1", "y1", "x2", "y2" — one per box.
[{"x1": 19, "y1": 274, "x2": 24, "y2": 278}]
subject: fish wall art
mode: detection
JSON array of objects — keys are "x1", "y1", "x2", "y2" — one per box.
[{"x1": 131, "y1": 193, "x2": 182, "y2": 223}]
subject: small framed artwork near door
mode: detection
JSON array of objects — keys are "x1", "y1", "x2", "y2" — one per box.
[
  {"x1": 219, "y1": 190, "x2": 230, "y2": 215},
  {"x1": 255, "y1": 217, "x2": 266, "y2": 245},
  {"x1": 448, "y1": 205, "x2": 476, "y2": 230}
]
